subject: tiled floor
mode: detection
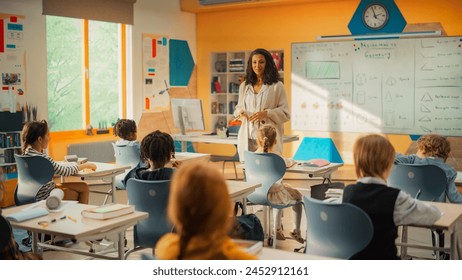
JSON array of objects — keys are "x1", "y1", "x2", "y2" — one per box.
[{"x1": 38, "y1": 162, "x2": 439, "y2": 260}]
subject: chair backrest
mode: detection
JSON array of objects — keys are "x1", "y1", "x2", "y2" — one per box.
[
  {"x1": 388, "y1": 163, "x2": 447, "y2": 202},
  {"x1": 244, "y1": 151, "x2": 286, "y2": 207},
  {"x1": 126, "y1": 178, "x2": 172, "y2": 248},
  {"x1": 112, "y1": 143, "x2": 142, "y2": 189},
  {"x1": 303, "y1": 196, "x2": 373, "y2": 259},
  {"x1": 14, "y1": 154, "x2": 55, "y2": 205}
]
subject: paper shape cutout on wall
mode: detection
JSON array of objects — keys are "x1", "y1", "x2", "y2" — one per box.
[
  {"x1": 409, "y1": 135, "x2": 421, "y2": 141},
  {"x1": 293, "y1": 137, "x2": 343, "y2": 163},
  {"x1": 169, "y1": 39, "x2": 195, "y2": 86}
]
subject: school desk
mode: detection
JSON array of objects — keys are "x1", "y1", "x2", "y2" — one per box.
[
  {"x1": 59, "y1": 162, "x2": 130, "y2": 204},
  {"x1": 3, "y1": 202, "x2": 148, "y2": 260},
  {"x1": 237, "y1": 161, "x2": 343, "y2": 184},
  {"x1": 173, "y1": 134, "x2": 299, "y2": 152},
  {"x1": 227, "y1": 180, "x2": 260, "y2": 213},
  {"x1": 397, "y1": 201, "x2": 462, "y2": 260}
]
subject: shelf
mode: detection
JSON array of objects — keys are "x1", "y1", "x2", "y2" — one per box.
[{"x1": 210, "y1": 49, "x2": 284, "y2": 132}]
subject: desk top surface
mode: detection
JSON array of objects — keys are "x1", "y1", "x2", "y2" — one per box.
[
  {"x1": 226, "y1": 180, "x2": 261, "y2": 198},
  {"x1": 429, "y1": 201, "x2": 462, "y2": 232},
  {"x1": 76, "y1": 162, "x2": 130, "y2": 177},
  {"x1": 173, "y1": 134, "x2": 299, "y2": 144},
  {"x1": 3, "y1": 203, "x2": 148, "y2": 239}
]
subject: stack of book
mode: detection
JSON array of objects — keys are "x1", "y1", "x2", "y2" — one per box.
[
  {"x1": 229, "y1": 58, "x2": 245, "y2": 72},
  {"x1": 81, "y1": 203, "x2": 135, "y2": 220}
]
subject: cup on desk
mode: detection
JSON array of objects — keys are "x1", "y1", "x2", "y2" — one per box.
[{"x1": 46, "y1": 188, "x2": 64, "y2": 210}]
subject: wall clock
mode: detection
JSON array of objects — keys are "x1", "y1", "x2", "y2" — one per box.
[{"x1": 348, "y1": 0, "x2": 406, "y2": 35}]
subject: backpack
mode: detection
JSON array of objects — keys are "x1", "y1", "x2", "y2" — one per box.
[{"x1": 228, "y1": 202, "x2": 264, "y2": 242}]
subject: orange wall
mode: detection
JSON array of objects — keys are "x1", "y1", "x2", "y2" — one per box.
[{"x1": 196, "y1": 0, "x2": 462, "y2": 162}]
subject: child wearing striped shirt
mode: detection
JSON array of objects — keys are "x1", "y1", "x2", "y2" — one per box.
[{"x1": 21, "y1": 120, "x2": 96, "y2": 203}]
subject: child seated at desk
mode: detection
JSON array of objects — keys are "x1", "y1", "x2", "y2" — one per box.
[
  {"x1": 254, "y1": 124, "x2": 304, "y2": 244},
  {"x1": 394, "y1": 134, "x2": 462, "y2": 204},
  {"x1": 133, "y1": 130, "x2": 179, "y2": 181},
  {"x1": 155, "y1": 161, "x2": 257, "y2": 260},
  {"x1": 113, "y1": 118, "x2": 140, "y2": 153},
  {"x1": 21, "y1": 120, "x2": 96, "y2": 204},
  {"x1": 342, "y1": 134, "x2": 441, "y2": 260}
]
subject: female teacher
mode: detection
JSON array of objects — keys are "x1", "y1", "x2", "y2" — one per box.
[{"x1": 234, "y1": 48, "x2": 290, "y2": 162}]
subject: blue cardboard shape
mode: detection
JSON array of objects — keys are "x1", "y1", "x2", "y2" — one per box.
[
  {"x1": 174, "y1": 140, "x2": 195, "y2": 153},
  {"x1": 293, "y1": 137, "x2": 343, "y2": 163}
]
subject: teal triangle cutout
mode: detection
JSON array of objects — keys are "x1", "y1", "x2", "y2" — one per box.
[{"x1": 293, "y1": 137, "x2": 343, "y2": 163}]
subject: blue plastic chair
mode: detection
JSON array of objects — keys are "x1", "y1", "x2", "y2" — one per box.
[
  {"x1": 388, "y1": 163, "x2": 447, "y2": 259},
  {"x1": 303, "y1": 196, "x2": 373, "y2": 259},
  {"x1": 112, "y1": 143, "x2": 142, "y2": 190},
  {"x1": 14, "y1": 154, "x2": 55, "y2": 205},
  {"x1": 244, "y1": 150, "x2": 300, "y2": 248},
  {"x1": 124, "y1": 178, "x2": 173, "y2": 259}
]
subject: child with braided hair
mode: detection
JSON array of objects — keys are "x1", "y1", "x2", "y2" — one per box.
[
  {"x1": 134, "y1": 130, "x2": 178, "y2": 181},
  {"x1": 255, "y1": 124, "x2": 304, "y2": 243}
]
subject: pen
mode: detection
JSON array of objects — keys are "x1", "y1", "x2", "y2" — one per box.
[{"x1": 67, "y1": 215, "x2": 77, "y2": 223}]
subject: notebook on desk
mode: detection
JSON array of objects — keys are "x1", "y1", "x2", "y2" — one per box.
[{"x1": 296, "y1": 159, "x2": 331, "y2": 168}]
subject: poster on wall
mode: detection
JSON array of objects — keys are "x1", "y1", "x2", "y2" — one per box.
[
  {"x1": 0, "y1": 14, "x2": 26, "y2": 113},
  {"x1": 142, "y1": 33, "x2": 170, "y2": 112}
]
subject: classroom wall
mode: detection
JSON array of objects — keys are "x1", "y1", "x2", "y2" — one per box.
[
  {"x1": 195, "y1": 0, "x2": 462, "y2": 171},
  {"x1": 0, "y1": 0, "x2": 196, "y2": 159}
]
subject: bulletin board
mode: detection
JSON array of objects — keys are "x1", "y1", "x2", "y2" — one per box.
[
  {"x1": 0, "y1": 14, "x2": 26, "y2": 113},
  {"x1": 142, "y1": 33, "x2": 170, "y2": 112}
]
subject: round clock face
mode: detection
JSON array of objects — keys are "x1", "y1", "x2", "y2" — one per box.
[{"x1": 363, "y1": 4, "x2": 389, "y2": 30}]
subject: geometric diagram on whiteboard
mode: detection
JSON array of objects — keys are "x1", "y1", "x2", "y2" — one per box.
[
  {"x1": 356, "y1": 91, "x2": 366, "y2": 105},
  {"x1": 169, "y1": 39, "x2": 195, "y2": 86},
  {"x1": 385, "y1": 91, "x2": 392, "y2": 102},
  {"x1": 420, "y1": 126, "x2": 432, "y2": 133},
  {"x1": 418, "y1": 116, "x2": 431, "y2": 122},
  {"x1": 421, "y1": 92, "x2": 433, "y2": 102},
  {"x1": 306, "y1": 61, "x2": 340, "y2": 79},
  {"x1": 348, "y1": 0, "x2": 406, "y2": 35},
  {"x1": 420, "y1": 63, "x2": 434, "y2": 71},
  {"x1": 384, "y1": 110, "x2": 395, "y2": 126},
  {"x1": 293, "y1": 137, "x2": 343, "y2": 164},
  {"x1": 355, "y1": 73, "x2": 367, "y2": 85},
  {"x1": 385, "y1": 76, "x2": 397, "y2": 86},
  {"x1": 420, "y1": 104, "x2": 431, "y2": 113}
]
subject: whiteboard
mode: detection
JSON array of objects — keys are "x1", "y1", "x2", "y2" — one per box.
[{"x1": 291, "y1": 37, "x2": 462, "y2": 136}]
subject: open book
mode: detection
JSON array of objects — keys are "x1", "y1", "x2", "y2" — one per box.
[{"x1": 81, "y1": 203, "x2": 134, "y2": 220}]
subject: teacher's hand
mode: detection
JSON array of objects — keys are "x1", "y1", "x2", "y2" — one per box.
[{"x1": 249, "y1": 110, "x2": 268, "y2": 123}]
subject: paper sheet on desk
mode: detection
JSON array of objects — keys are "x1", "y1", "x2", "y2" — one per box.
[{"x1": 6, "y1": 208, "x2": 48, "y2": 222}]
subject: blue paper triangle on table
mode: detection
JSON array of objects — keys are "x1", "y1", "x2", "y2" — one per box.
[{"x1": 293, "y1": 137, "x2": 343, "y2": 163}]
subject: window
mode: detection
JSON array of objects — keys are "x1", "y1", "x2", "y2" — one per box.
[{"x1": 46, "y1": 16, "x2": 125, "y2": 132}]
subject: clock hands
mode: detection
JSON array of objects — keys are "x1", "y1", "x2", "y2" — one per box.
[{"x1": 371, "y1": 6, "x2": 377, "y2": 19}]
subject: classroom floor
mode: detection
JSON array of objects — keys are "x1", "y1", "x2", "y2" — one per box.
[{"x1": 39, "y1": 162, "x2": 440, "y2": 260}]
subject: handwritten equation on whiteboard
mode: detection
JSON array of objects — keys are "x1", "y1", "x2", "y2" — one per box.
[{"x1": 291, "y1": 37, "x2": 462, "y2": 136}]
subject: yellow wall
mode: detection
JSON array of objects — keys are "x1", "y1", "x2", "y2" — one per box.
[{"x1": 196, "y1": 0, "x2": 462, "y2": 165}]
